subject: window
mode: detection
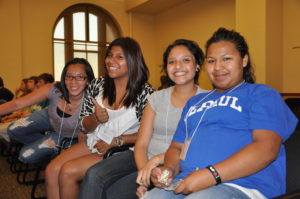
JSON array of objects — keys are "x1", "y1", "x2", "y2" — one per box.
[{"x1": 53, "y1": 3, "x2": 121, "y2": 80}]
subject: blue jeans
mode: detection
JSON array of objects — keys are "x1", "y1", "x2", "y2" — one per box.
[
  {"x1": 8, "y1": 108, "x2": 77, "y2": 163},
  {"x1": 106, "y1": 171, "x2": 139, "y2": 199},
  {"x1": 78, "y1": 150, "x2": 137, "y2": 199},
  {"x1": 8, "y1": 108, "x2": 52, "y2": 145},
  {"x1": 143, "y1": 184, "x2": 251, "y2": 199},
  {"x1": 18, "y1": 133, "x2": 69, "y2": 163}
]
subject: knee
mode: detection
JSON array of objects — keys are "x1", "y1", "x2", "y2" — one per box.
[
  {"x1": 45, "y1": 161, "x2": 61, "y2": 180},
  {"x1": 86, "y1": 164, "x2": 107, "y2": 180},
  {"x1": 83, "y1": 166, "x2": 97, "y2": 182},
  {"x1": 8, "y1": 117, "x2": 31, "y2": 132},
  {"x1": 7, "y1": 124, "x2": 17, "y2": 137},
  {"x1": 59, "y1": 162, "x2": 79, "y2": 182},
  {"x1": 19, "y1": 147, "x2": 35, "y2": 163}
]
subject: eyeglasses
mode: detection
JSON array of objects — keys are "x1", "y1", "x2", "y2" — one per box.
[{"x1": 65, "y1": 74, "x2": 88, "y2": 81}]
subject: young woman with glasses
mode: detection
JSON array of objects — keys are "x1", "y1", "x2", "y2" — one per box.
[{"x1": 0, "y1": 58, "x2": 95, "y2": 163}]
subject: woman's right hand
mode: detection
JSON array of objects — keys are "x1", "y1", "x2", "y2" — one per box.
[{"x1": 92, "y1": 98, "x2": 109, "y2": 123}]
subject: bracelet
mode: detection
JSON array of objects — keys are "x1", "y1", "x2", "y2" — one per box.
[
  {"x1": 206, "y1": 165, "x2": 222, "y2": 185},
  {"x1": 115, "y1": 136, "x2": 124, "y2": 147}
]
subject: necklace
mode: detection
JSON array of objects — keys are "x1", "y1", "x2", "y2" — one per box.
[
  {"x1": 68, "y1": 103, "x2": 72, "y2": 112},
  {"x1": 67, "y1": 98, "x2": 82, "y2": 112}
]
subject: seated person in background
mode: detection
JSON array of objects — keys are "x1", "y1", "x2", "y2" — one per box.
[
  {"x1": 0, "y1": 73, "x2": 55, "y2": 142},
  {"x1": 27, "y1": 76, "x2": 39, "y2": 92},
  {"x1": 0, "y1": 77, "x2": 14, "y2": 103},
  {"x1": 45, "y1": 37, "x2": 154, "y2": 199},
  {"x1": 14, "y1": 78, "x2": 30, "y2": 99},
  {"x1": 144, "y1": 28, "x2": 298, "y2": 199},
  {"x1": 1, "y1": 75, "x2": 42, "y2": 123},
  {"x1": 34, "y1": 73, "x2": 55, "y2": 108},
  {"x1": 37, "y1": 73, "x2": 55, "y2": 88},
  {"x1": 0, "y1": 58, "x2": 95, "y2": 163}
]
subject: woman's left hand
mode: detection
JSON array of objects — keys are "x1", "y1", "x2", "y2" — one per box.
[
  {"x1": 93, "y1": 140, "x2": 111, "y2": 155},
  {"x1": 136, "y1": 155, "x2": 161, "y2": 187},
  {"x1": 136, "y1": 185, "x2": 148, "y2": 198},
  {"x1": 174, "y1": 169, "x2": 213, "y2": 194}
]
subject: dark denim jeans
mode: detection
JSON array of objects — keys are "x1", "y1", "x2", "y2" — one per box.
[
  {"x1": 79, "y1": 150, "x2": 137, "y2": 199},
  {"x1": 106, "y1": 171, "x2": 139, "y2": 199}
]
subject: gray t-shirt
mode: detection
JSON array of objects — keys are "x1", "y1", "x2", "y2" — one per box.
[
  {"x1": 47, "y1": 86, "x2": 82, "y2": 137},
  {"x1": 147, "y1": 86, "x2": 207, "y2": 158}
]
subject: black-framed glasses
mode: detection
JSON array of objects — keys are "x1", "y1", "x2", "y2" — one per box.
[{"x1": 65, "y1": 74, "x2": 88, "y2": 81}]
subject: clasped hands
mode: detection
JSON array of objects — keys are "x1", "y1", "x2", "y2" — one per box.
[{"x1": 147, "y1": 166, "x2": 211, "y2": 195}]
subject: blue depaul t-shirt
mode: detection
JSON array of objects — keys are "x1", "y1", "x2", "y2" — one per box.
[{"x1": 172, "y1": 83, "x2": 298, "y2": 198}]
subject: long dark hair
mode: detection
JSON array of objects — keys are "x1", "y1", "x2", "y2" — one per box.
[
  {"x1": 205, "y1": 27, "x2": 255, "y2": 83},
  {"x1": 57, "y1": 58, "x2": 95, "y2": 103},
  {"x1": 103, "y1": 37, "x2": 149, "y2": 107},
  {"x1": 162, "y1": 39, "x2": 204, "y2": 86}
]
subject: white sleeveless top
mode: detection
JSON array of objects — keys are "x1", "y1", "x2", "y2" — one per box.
[{"x1": 86, "y1": 92, "x2": 139, "y2": 154}]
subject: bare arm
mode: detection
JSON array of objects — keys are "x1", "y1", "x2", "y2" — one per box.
[
  {"x1": 0, "y1": 83, "x2": 53, "y2": 116},
  {"x1": 163, "y1": 141, "x2": 183, "y2": 176},
  {"x1": 135, "y1": 104, "x2": 170, "y2": 187},
  {"x1": 116, "y1": 132, "x2": 137, "y2": 145},
  {"x1": 134, "y1": 103, "x2": 156, "y2": 170},
  {"x1": 175, "y1": 129, "x2": 282, "y2": 194}
]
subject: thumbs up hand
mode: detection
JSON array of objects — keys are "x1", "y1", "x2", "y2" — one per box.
[{"x1": 92, "y1": 98, "x2": 109, "y2": 123}]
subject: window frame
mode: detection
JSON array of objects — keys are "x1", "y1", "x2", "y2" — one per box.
[{"x1": 52, "y1": 3, "x2": 121, "y2": 78}]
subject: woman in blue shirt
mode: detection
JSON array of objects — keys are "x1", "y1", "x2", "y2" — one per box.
[{"x1": 145, "y1": 28, "x2": 298, "y2": 199}]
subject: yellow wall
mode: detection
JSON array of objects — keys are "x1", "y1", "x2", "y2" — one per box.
[
  {"x1": 0, "y1": 0, "x2": 300, "y2": 93},
  {"x1": 266, "y1": 0, "x2": 283, "y2": 91},
  {"x1": 0, "y1": 0, "x2": 23, "y2": 91},
  {"x1": 283, "y1": 0, "x2": 300, "y2": 92},
  {"x1": 130, "y1": 13, "x2": 157, "y2": 87},
  {"x1": 236, "y1": 0, "x2": 267, "y2": 84},
  {"x1": 152, "y1": 0, "x2": 235, "y2": 89}
]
